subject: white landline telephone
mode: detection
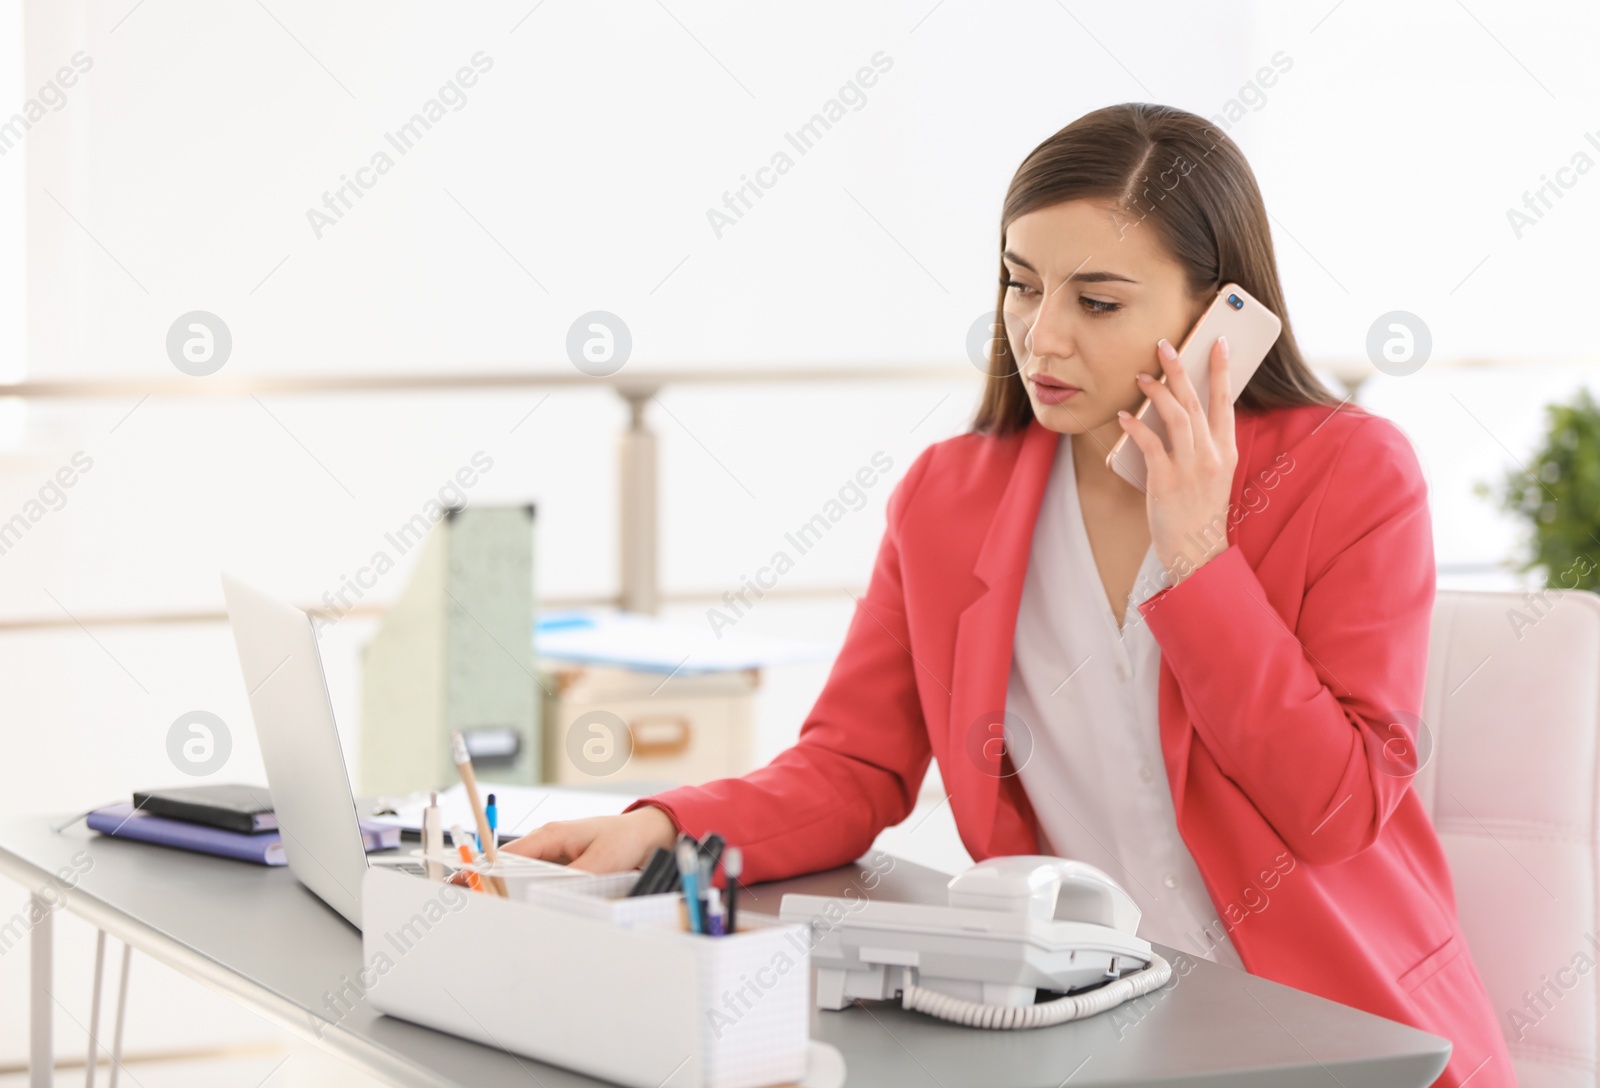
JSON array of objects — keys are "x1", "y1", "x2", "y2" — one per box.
[{"x1": 778, "y1": 857, "x2": 1173, "y2": 1030}]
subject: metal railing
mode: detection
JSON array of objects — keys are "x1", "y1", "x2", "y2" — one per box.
[{"x1": 0, "y1": 366, "x2": 974, "y2": 631}]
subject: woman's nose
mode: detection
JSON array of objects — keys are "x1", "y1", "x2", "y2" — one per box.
[{"x1": 1022, "y1": 291, "x2": 1077, "y2": 362}]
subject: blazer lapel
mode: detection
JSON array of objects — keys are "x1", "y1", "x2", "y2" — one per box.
[
  {"x1": 947, "y1": 418, "x2": 1059, "y2": 858},
  {"x1": 1156, "y1": 409, "x2": 1260, "y2": 821},
  {"x1": 947, "y1": 412, "x2": 1263, "y2": 859}
]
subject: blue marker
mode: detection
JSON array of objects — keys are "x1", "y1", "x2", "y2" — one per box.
[
  {"x1": 676, "y1": 840, "x2": 703, "y2": 933},
  {"x1": 484, "y1": 793, "x2": 498, "y2": 852}
]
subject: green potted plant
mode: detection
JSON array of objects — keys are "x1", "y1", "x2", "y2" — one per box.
[{"x1": 1477, "y1": 386, "x2": 1600, "y2": 591}]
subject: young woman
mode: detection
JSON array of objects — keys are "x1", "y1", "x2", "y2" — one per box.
[{"x1": 507, "y1": 103, "x2": 1513, "y2": 1087}]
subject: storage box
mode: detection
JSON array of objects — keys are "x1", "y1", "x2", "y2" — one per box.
[
  {"x1": 361, "y1": 867, "x2": 812, "y2": 1088},
  {"x1": 360, "y1": 505, "x2": 541, "y2": 794},
  {"x1": 540, "y1": 663, "x2": 759, "y2": 787}
]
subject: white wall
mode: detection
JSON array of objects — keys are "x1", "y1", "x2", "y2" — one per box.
[{"x1": 2, "y1": 0, "x2": 1596, "y2": 1070}]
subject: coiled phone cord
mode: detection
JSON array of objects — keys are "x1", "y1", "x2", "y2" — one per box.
[{"x1": 898, "y1": 953, "x2": 1173, "y2": 1029}]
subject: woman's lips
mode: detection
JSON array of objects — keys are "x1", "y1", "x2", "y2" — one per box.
[{"x1": 1029, "y1": 375, "x2": 1082, "y2": 405}]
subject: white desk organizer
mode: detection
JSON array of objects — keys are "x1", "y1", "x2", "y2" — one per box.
[
  {"x1": 511, "y1": 869, "x2": 686, "y2": 928},
  {"x1": 362, "y1": 867, "x2": 813, "y2": 1088}
]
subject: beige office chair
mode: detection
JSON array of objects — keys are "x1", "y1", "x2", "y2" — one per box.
[{"x1": 1416, "y1": 587, "x2": 1600, "y2": 1088}]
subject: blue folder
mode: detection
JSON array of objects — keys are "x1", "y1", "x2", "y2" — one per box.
[{"x1": 87, "y1": 803, "x2": 398, "y2": 866}]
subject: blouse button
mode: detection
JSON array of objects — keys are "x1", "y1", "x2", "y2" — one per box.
[
  {"x1": 1139, "y1": 764, "x2": 1154, "y2": 784},
  {"x1": 1163, "y1": 873, "x2": 1177, "y2": 889}
]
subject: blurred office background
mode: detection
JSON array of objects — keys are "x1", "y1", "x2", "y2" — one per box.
[{"x1": 1, "y1": 0, "x2": 1596, "y2": 1082}]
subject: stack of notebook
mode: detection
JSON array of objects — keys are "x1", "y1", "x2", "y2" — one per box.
[{"x1": 87, "y1": 784, "x2": 398, "y2": 866}]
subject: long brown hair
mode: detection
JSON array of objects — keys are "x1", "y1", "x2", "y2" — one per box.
[{"x1": 973, "y1": 103, "x2": 1342, "y2": 435}]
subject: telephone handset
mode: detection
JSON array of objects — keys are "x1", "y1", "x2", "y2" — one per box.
[{"x1": 780, "y1": 856, "x2": 1172, "y2": 1030}]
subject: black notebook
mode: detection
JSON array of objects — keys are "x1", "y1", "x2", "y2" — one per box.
[{"x1": 131, "y1": 784, "x2": 276, "y2": 834}]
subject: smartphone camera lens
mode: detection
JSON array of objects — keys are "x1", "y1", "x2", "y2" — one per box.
[{"x1": 1227, "y1": 293, "x2": 1243, "y2": 310}]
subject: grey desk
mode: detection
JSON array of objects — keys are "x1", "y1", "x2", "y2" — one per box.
[{"x1": 0, "y1": 815, "x2": 1451, "y2": 1087}]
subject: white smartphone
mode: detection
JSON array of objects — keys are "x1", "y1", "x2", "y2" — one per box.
[{"x1": 1105, "y1": 282, "x2": 1282, "y2": 492}]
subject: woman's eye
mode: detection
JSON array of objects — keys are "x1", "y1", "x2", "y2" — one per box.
[
  {"x1": 1081, "y1": 296, "x2": 1121, "y2": 315},
  {"x1": 1002, "y1": 279, "x2": 1038, "y2": 297}
]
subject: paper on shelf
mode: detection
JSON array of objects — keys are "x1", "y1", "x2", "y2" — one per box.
[
  {"x1": 362, "y1": 783, "x2": 639, "y2": 844},
  {"x1": 535, "y1": 609, "x2": 830, "y2": 674}
]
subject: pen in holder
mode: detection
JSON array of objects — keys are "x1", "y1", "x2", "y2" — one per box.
[
  {"x1": 421, "y1": 841, "x2": 579, "y2": 896},
  {"x1": 677, "y1": 840, "x2": 704, "y2": 933},
  {"x1": 421, "y1": 791, "x2": 445, "y2": 882},
  {"x1": 449, "y1": 730, "x2": 508, "y2": 897},
  {"x1": 447, "y1": 826, "x2": 487, "y2": 894}
]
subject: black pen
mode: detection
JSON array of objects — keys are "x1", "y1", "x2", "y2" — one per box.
[
  {"x1": 724, "y1": 846, "x2": 742, "y2": 934},
  {"x1": 696, "y1": 834, "x2": 726, "y2": 928},
  {"x1": 627, "y1": 846, "x2": 675, "y2": 897},
  {"x1": 697, "y1": 832, "x2": 725, "y2": 871}
]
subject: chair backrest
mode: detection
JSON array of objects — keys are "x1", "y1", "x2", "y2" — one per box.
[{"x1": 1418, "y1": 588, "x2": 1600, "y2": 1087}]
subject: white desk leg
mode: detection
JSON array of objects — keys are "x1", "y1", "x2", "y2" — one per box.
[
  {"x1": 106, "y1": 944, "x2": 130, "y2": 1088},
  {"x1": 29, "y1": 893, "x2": 52, "y2": 1088},
  {"x1": 85, "y1": 930, "x2": 106, "y2": 1088}
]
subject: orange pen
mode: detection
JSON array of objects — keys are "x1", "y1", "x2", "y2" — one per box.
[{"x1": 450, "y1": 825, "x2": 485, "y2": 893}]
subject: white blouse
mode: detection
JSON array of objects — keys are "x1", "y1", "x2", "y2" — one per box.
[{"x1": 1004, "y1": 433, "x2": 1245, "y2": 970}]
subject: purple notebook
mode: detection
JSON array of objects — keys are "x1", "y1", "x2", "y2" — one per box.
[{"x1": 87, "y1": 804, "x2": 400, "y2": 866}]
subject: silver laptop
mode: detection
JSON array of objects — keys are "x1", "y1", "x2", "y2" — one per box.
[{"x1": 221, "y1": 572, "x2": 422, "y2": 929}]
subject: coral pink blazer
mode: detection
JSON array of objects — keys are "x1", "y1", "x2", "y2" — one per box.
[{"x1": 631, "y1": 404, "x2": 1512, "y2": 1087}]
